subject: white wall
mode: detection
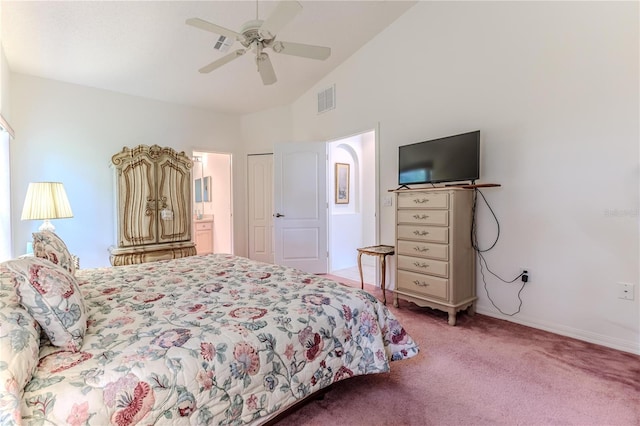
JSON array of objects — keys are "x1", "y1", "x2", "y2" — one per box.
[
  {"x1": 1, "y1": 38, "x2": 14, "y2": 261},
  {"x1": 1, "y1": 47, "x2": 10, "y2": 116},
  {"x1": 247, "y1": 2, "x2": 640, "y2": 353},
  {"x1": 207, "y1": 152, "x2": 232, "y2": 254},
  {"x1": 10, "y1": 74, "x2": 245, "y2": 268},
  {"x1": 241, "y1": 105, "x2": 292, "y2": 155}
]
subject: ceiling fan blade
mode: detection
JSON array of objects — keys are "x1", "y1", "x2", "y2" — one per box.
[
  {"x1": 186, "y1": 18, "x2": 246, "y2": 43},
  {"x1": 256, "y1": 52, "x2": 277, "y2": 85},
  {"x1": 198, "y1": 49, "x2": 246, "y2": 73},
  {"x1": 272, "y1": 41, "x2": 331, "y2": 60},
  {"x1": 259, "y1": 0, "x2": 303, "y2": 40}
]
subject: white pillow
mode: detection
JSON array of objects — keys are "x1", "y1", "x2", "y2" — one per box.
[
  {"x1": 5, "y1": 257, "x2": 86, "y2": 352},
  {"x1": 32, "y1": 231, "x2": 76, "y2": 275}
]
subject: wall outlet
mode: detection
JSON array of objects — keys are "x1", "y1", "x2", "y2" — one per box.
[
  {"x1": 383, "y1": 196, "x2": 393, "y2": 207},
  {"x1": 617, "y1": 282, "x2": 635, "y2": 300}
]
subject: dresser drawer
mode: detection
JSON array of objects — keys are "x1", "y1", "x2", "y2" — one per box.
[
  {"x1": 397, "y1": 192, "x2": 449, "y2": 209},
  {"x1": 195, "y1": 221, "x2": 212, "y2": 231},
  {"x1": 397, "y1": 209, "x2": 448, "y2": 226},
  {"x1": 397, "y1": 240, "x2": 448, "y2": 261},
  {"x1": 397, "y1": 225, "x2": 448, "y2": 243},
  {"x1": 397, "y1": 270, "x2": 448, "y2": 300},
  {"x1": 398, "y1": 255, "x2": 448, "y2": 278}
]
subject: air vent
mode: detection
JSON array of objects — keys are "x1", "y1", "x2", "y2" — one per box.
[
  {"x1": 317, "y1": 85, "x2": 335, "y2": 114},
  {"x1": 213, "y1": 35, "x2": 233, "y2": 52}
]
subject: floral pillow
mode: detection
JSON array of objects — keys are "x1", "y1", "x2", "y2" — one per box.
[
  {"x1": 0, "y1": 263, "x2": 41, "y2": 425},
  {"x1": 5, "y1": 257, "x2": 86, "y2": 352},
  {"x1": 32, "y1": 230, "x2": 76, "y2": 276}
]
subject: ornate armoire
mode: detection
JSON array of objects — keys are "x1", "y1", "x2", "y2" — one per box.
[{"x1": 109, "y1": 144, "x2": 197, "y2": 266}]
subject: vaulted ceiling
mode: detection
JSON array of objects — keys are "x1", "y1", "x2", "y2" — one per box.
[{"x1": 2, "y1": 1, "x2": 416, "y2": 115}]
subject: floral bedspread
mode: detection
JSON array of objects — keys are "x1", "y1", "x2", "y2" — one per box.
[{"x1": 19, "y1": 254, "x2": 418, "y2": 425}]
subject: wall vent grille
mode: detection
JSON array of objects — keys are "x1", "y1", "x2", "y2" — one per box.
[
  {"x1": 317, "y1": 85, "x2": 335, "y2": 114},
  {"x1": 213, "y1": 35, "x2": 233, "y2": 52}
]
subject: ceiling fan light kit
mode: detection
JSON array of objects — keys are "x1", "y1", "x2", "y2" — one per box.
[{"x1": 186, "y1": 0, "x2": 331, "y2": 85}]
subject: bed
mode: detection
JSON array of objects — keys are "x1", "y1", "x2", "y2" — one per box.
[{"x1": 0, "y1": 232, "x2": 419, "y2": 425}]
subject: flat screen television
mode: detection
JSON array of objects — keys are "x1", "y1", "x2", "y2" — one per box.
[{"x1": 398, "y1": 130, "x2": 480, "y2": 187}]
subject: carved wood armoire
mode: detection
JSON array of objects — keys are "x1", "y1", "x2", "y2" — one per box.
[{"x1": 109, "y1": 144, "x2": 197, "y2": 266}]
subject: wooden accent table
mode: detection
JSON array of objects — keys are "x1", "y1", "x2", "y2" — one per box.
[{"x1": 357, "y1": 245, "x2": 395, "y2": 305}]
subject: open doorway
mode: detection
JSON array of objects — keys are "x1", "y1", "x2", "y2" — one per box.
[
  {"x1": 328, "y1": 129, "x2": 377, "y2": 285},
  {"x1": 192, "y1": 151, "x2": 233, "y2": 254}
]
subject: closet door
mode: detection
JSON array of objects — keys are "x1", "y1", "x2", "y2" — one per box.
[
  {"x1": 156, "y1": 154, "x2": 191, "y2": 243},
  {"x1": 117, "y1": 154, "x2": 157, "y2": 247}
]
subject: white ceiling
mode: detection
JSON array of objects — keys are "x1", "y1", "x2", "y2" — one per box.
[{"x1": 2, "y1": 1, "x2": 416, "y2": 115}]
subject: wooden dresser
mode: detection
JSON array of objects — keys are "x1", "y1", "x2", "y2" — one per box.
[
  {"x1": 109, "y1": 144, "x2": 197, "y2": 266},
  {"x1": 393, "y1": 187, "x2": 476, "y2": 325}
]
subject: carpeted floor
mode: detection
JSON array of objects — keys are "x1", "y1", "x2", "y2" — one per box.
[{"x1": 274, "y1": 277, "x2": 640, "y2": 426}]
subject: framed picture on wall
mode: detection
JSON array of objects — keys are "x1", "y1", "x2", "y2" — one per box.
[{"x1": 335, "y1": 163, "x2": 350, "y2": 204}]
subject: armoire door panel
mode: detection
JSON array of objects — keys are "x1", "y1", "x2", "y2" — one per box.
[
  {"x1": 157, "y1": 157, "x2": 191, "y2": 243},
  {"x1": 119, "y1": 157, "x2": 156, "y2": 246}
]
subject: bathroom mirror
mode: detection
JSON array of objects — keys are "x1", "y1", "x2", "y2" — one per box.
[
  {"x1": 202, "y1": 176, "x2": 211, "y2": 202},
  {"x1": 194, "y1": 177, "x2": 211, "y2": 203},
  {"x1": 195, "y1": 178, "x2": 203, "y2": 203}
]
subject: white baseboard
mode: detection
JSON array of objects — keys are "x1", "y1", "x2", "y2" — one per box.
[{"x1": 475, "y1": 306, "x2": 640, "y2": 355}]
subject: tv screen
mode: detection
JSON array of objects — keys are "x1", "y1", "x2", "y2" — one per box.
[{"x1": 398, "y1": 130, "x2": 480, "y2": 186}]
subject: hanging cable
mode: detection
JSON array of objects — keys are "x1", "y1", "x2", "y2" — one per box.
[{"x1": 472, "y1": 188, "x2": 526, "y2": 316}]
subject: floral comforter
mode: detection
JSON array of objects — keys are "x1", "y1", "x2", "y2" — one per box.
[{"x1": 7, "y1": 254, "x2": 418, "y2": 425}]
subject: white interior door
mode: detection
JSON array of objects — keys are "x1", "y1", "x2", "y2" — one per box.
[
  {"x1": 247, "y1": 154, "x2": 274, "y2": 263},
  {"x1": 274, "y1": 142, "x2": 328, "y2": 273}
]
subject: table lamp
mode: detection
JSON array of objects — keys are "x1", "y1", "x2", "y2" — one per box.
[{"x1": 21, "y1": 182, "x2": 73, "y2": 232}]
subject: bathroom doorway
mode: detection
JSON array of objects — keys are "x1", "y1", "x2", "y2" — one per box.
[{"x1": 192, "y1": 151, "x2": 233, "y2": 254}]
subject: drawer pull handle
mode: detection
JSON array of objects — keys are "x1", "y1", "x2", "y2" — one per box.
[
  {"x1": 414, "y1": 246, "x2": 429, "y2": 252},
  {"x1": 413, "y1": 198, "x2": 430, "y2": 204},
  {"x1": 413, "y1": 262, "x2": 429, "y2": 268},
  {"x1": 413, "y1": 214, "x2": 429, "y2": 220},
  {"x1": 413, "y1": 230, "x2": 429, "y2": 236},
  {"x1": 413, "y1": 280, "x2": 430, "y2": 287}
]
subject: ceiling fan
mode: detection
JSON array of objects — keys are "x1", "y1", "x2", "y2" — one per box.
[{"x1": 186, "y1": 0, "x2": 331, "y2": 85}]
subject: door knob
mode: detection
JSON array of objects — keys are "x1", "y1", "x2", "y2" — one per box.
[{"x1": 274, "y1": 213, "x2": 285, "y2": 218}]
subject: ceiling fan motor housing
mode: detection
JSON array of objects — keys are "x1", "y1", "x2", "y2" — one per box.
[{"x1": 240, "y1": 20, "x2": 271, "y2": 46}]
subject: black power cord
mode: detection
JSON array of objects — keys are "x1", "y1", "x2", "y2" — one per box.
[{"x1": 471, "y1": 188, "x2": 527, "y2": 316}]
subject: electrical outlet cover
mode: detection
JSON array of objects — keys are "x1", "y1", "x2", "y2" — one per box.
[{"x1": 617, "y1": 282, "x2": 635, "y2": 300}]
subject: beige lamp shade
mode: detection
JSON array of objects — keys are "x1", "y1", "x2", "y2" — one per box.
[{"x1": 21, "y1": 182, "x2": 73, "y2": 232}]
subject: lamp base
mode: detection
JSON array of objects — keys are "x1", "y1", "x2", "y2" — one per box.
[{"x1": 38, "y1": 219, "x2": 55, "y2": 232}]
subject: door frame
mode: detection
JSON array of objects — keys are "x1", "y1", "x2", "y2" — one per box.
[
  {"x1": 326, "y1": 125, "x2": 381, "y2": 281},
  {"x1": 191, "y1": 149, "x2": 234, "y2": 255}
]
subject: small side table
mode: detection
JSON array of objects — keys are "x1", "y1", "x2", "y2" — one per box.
[{"x1": 357, "y1": 245, "x2": 395, "y2": 305}]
